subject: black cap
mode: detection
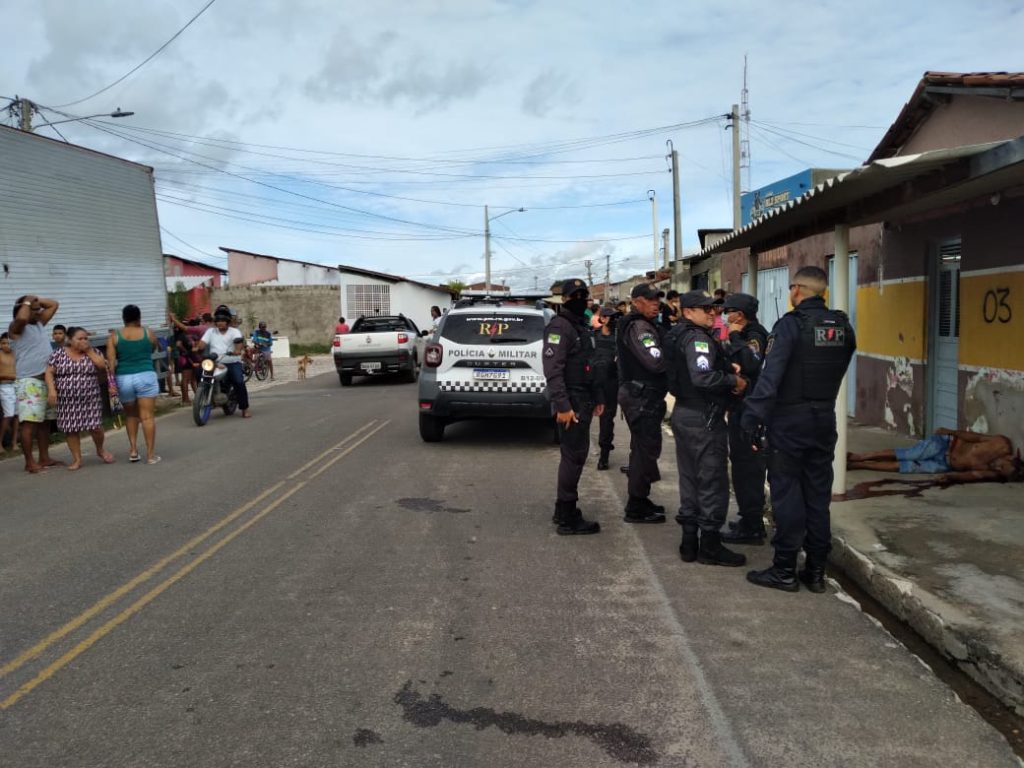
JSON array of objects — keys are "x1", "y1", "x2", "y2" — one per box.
[
  {"x1": 679, "y1": 290, "x2": 714, "y2": 309},
  {"x1": 598, "y1": 306, "x2": 617, "y2": 318},
  {"x1": 560, "y1": 278, "x2": 588, "y2": 298},
  {"x1": 630, "y1": 283, "x2": 662, "y2": 300},
  {"x1": 722, "y1": 292, "x2": 759, "y2": 318}
]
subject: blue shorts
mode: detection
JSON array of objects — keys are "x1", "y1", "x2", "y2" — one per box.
[
  {"x1": 895, "y1": 434, "x2": 952, "y2": 474},
  {"x1": 116, "y1": 371, "x2": 159, "y2": 403}
]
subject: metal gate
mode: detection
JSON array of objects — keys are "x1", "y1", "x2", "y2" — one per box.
[{"x1": 929, "y1": 241, "x2": 961, "y2": 430}]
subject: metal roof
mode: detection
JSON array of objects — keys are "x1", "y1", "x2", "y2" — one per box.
[{"x1": 701, "y1": 136, "x2": 1024, "y2": 255}]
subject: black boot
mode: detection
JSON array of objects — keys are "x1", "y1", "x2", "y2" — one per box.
[
  {"x1": 619, "y1": 464, "x2": 630, "y2": 474},
  {"x1": 552, "y1": 500, "x2": 568, "y2": 525},
  {"x1": 798, "y1": 554, "x2": 827, "y2": 594},
  {"x1": 556, "y1": 502, "x2": 600, "y2": 535},
  {"x1": 596, "y1": 448, "x2": 610, "y2": 470},
  {"x1": 679, "y1": 527, "x2": 699, "y2": 562},
  {"x1": 624, "y1": 496, "x2": 666, "y2": 524},
  {"x1": 697, "y1": 530, "x2": 747, "y2": 567},
  {"x1": 721, "y1": 517, "x2": 767, "y2": 545},
  {"x1": 747, "y1": 553, "x2": 799, "y2": 592}
]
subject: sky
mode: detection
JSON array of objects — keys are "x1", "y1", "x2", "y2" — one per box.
[{"x1": 3, "y1": 0, "x2": 1021, "y2": 291}]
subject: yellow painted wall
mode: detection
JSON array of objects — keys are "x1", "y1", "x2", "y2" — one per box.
[
  {"x1": 854, "y1": 281, "x2": 927, "y2": 359},
  {"x1": 959, "y1": 271, "x2": 1024, "y2": 370}
]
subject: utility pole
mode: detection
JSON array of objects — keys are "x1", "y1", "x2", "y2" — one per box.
[
  {"x1": 584, "y1": 259, "x2": 593, "y2": 285},
  {"x1": 17, "y1": 97, "x2": 34, "y2": 132},
  {"x1": 647, "y1": 190, "x2": 657, "y2": 271},
  {"x1": 730, "y1": 104, "x2": 741, "y2": 229},
  {"x1": 483, "y1": 204, "x2": 492, "y2": 291},
  {"x1": 740, "y1": 55, "x2": 752, "y2": 197},
  {"x1": 533, "y1": 275, "x2": 538, "y2": 291},
  {"x1": 667, "y1": 141, "x2": 681, "y2": 269},
  {"x1": 604, "y1": 253, "x2": 610, "y2": 300},
  {"x1": 662, "y1": 229, "x2": 671, "y2": 277}
]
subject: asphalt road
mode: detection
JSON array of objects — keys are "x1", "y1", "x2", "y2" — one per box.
[{"x1": 0, "y1": 372, "x2": 1018, "y2": 767}]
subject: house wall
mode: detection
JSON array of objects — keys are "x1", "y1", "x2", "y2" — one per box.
[
  {"x1": 275, "y1": 260, "x2": 338, "y2": 286},
  {"x1": 389, "y1": 283, "x2": 452, "y2": 332},
  {"x1": 164, "y1": 256, "x2": 223, "y2": 316},
  {"x1": 210, "y1": 284, "x2": 340, "y2": 346},
  {"x1": 0, "y1": 127, "x2": 165, "y2": 335},
  {"x1": 899, "y1": 96, "x2": 1024, "y2": 157}
]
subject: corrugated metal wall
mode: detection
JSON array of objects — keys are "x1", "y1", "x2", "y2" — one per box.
[{"x1": 0, "y1": 127, "x2": 166, "y2": 335}]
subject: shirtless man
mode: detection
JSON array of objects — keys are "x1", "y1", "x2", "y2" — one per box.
[
  {"x1": 848, "y1": 428, "x2": 1019, "y2": 482},
  {"x1": 1, "y1": 332, "x2": 17, "y2": 453}
]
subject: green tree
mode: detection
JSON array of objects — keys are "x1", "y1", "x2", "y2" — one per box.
[
  {"x1": 168, "y1": 281, "x2": 190, "y2": 321},
  {"x1": 443, "y1": 279, "x2": 466, "y2": 298}
]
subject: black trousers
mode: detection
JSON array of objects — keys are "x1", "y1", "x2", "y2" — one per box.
[
  {"x1": 597, "y1": 377, "x2": 618, "y2": 451},
  {"x1": 728, "y1": 407, "x2": 766, "y2": 521},
  {"x1": 767, "y1": 405, "x2": 837, "y2": 560},
  {"x1": 618, "y1": 388, "x2": 665, "y2": 499},
  {"x1": 556, "y1": 394, "x2": 594, "y2": 503},
  {"x1": 671, "y1": 407, "x2": 729, "y2": 532}
]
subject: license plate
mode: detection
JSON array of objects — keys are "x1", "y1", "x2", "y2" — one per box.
[
  {"x1": 473, "y1": 368, "x2": 509, "y2": 381},
  {"x1": 361, "y1": 362, "x2": 382, "y2": 371}
]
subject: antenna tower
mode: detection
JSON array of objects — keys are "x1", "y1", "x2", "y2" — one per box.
[{"x1": 740, "y1": 54, "x2": 752, "y2": 194}]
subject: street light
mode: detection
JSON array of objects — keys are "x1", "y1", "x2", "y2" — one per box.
[
  {"x1": 43, "y1": 107, "x2": 135, "y2": 126},
  {"x1": 12, "y1": 97, "x2": 134, "y2": 132},
  {"x1": 484, "y1": 205, "x2": 524, "y2": 293}
]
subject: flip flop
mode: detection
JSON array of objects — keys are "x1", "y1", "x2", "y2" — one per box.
[
  {"x1": 129, "y1": 453, "x2": 140, "y2": 463},
  {"x1": 146, "y1": 456, "x2": 162, "y2": 465}
]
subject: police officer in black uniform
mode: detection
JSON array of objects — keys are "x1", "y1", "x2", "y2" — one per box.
[
  {"x1": 666, "y1": 290, "x2": 749, "y2": 565},
  {"x1": 742, "y1": 266, "x2": 856, "y2": 591},
  {"x1": 719, "y1": 293, "x2": 771, "y2": 545},
  {"x1": 617, "y1": 283, "x2": 669, "y2": 524},
  {"x1": 543, "y1": 278, "x2": 605, "y2": 535},
  {"x1": 593, "y1": 306, "x2": 619, "y2": 470}
]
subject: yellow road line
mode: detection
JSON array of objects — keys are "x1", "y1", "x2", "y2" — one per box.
[
  {"x1": 1, "y1": 419, "x2": 390, "y2": 710},
  {"x1": 0, "y1": 420, "x2": 378, "y2": 680}
]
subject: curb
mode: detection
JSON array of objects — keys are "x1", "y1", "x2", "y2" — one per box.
[{"x1": 830, "y1": 534, "x2": 1024, "y2": 716}]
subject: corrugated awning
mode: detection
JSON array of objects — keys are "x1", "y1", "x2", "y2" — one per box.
[
  {"x1": 166, "y1": 275, "x2": 213, "y2": 291},
  {"x1": 702, "y1": 136, "x2": 1024, "y2": 255}
]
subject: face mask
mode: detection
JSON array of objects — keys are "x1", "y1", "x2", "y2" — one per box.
[{"x1": 564, "y1": 297, "x2": 588, "y2": 316}]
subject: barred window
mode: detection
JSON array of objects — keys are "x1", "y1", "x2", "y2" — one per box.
[{"x1": 346, "y1": 284, "x2": 391, "y2": 318}]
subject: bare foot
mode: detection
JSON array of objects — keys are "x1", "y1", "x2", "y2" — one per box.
[
  {"x1": 68, "y1": 461, "x2": 83, "y2": 471},
  {"x1": 146, "y1": 455, "x2": 162, "y2": 465},
  {"x1": 40, "y1": 458, "x2": 65, "y2": 468},
  {"x1": 241, "y1": 410, "x2": 252, "y2": 418},
  {"x1": 99, "y1": 451, "x2": 116, "y2": 464},
  {"x1": 25, "y1": 463, "x2": 44, "y2": 474}
]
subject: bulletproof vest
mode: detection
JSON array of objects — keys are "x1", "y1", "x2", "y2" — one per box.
[
  {"x1": 669, "y1": 322, "x2": 725, "y2": 402},
  {"x1": 776, "y1": 306, "x2": 854, "y2": 404},
  {"x1": 593, "y1": 330, "x2": 617, "y2": 379},
  {"x1": 616, "y1": 312, "x2": 663, "y2": 385},
  {"x1": 559, "y1": 315, "x2": 596, "y2": 389}
]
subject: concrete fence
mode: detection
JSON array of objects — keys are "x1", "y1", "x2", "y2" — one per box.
[{"x1": 210, "y1": 285, "x2": 339, "y2": 346}]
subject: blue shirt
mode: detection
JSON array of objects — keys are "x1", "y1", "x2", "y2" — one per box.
[{"x1": 251, "y1": 330, "x2": 273, "y2": 351}]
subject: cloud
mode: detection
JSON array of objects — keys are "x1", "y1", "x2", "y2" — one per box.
[{"x1": 521, "y1": 69, "x2": 580, "y2": 118}]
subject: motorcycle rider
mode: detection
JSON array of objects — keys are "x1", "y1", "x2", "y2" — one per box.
[{"x1": 193, "y1": 305, "x2": 251, "y2": 418}]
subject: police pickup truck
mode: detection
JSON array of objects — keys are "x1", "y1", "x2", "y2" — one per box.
[
  {"x1": 333, "y1": 314, "x2": 428, "y2": 386},
  {"x1": 417, "y1": 292, "x2": 553, "y2": 441}
]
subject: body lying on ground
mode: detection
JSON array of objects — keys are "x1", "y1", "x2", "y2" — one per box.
[{"x1": 847, "y1": 428, "x2": 1020, "y2": 483}]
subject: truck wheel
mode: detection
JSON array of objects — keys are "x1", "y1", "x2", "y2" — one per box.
[
  {"x1": 419, "y1": 413, "x2": 445, "y2": 442},
  {"x1": 339, "y1": 372, "x2": 353, "y2": 387},
  {"x1": 403, "y1": 358, "x2": 419, "y2": 383}
]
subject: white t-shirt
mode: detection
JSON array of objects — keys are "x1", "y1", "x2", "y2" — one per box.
[{"x1": 201, "y1": 327, "x2": 243, "y2": 362}]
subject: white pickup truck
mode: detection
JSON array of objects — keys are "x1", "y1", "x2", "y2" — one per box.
[{"x1": 332, "y1": 314, "x2": 429, "y2": 386}]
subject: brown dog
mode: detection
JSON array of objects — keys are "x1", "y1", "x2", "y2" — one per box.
[{"x1": 297, "y1": 355, "x2": 313, "y2": 380}]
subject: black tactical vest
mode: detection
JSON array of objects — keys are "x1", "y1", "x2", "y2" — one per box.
[
  {"x1": 560, "y1": 315, "x2": 596, "y2": 389},
  {"x1": 669, "y1": 323, "x2": 723, "y2": 402},
  {"x1": 616, "y1": 312, "x2": 663, "y2": 385},
  {"x1": 776, "y1": 306, "x2": 855, "y2": 404},
  {"x1": 593, "y1": 330, "x2": 617, "y2": 381}
]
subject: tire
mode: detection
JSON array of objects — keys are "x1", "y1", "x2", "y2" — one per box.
[
  {"x1": 339, "y1": 371, "x2": 353, "y2": 387},
  {"x1": 419, "y1": 413, "x2": 445, "y2": 442},
  {"x1": 223, "y1": 390, "x2": 238, "y2": 416},
  {"x1": 193, "y1": 382, "x2": 213, "y2": 426},
  {"x1": 402, "y1": 357, "x2": 419, "y2": 383},
  {"x1": 242, "y1": 359, "x2": 254, "y2": 383},
  {"x1": 254, "y1": 356, "x2": 269, "y2": 381}
]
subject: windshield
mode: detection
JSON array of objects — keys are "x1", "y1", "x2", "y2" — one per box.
[
  {"x1": 351, "y1": 317, "x2": 409, "y2": 333},
  {"x1": 440, "y1": 314, "x2": 545, "y2": 345}
]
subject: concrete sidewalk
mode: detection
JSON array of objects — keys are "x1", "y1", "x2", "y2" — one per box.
[{"x1": 829, "y1": 423, "x2": 1024, "y2": 716}]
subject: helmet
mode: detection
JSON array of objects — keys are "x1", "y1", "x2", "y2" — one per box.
[{"x1": 213, "y1": 305, "x2": 232, "y2": 322}]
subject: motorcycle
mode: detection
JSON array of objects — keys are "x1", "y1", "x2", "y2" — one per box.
[{"x1": 192, "y1": 352, "x2": 239, "y2": 426}]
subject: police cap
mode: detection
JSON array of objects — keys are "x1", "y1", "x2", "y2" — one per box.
[
  {"x1": 630, "y1": 283, "x2": 663, "y2": 300},
  {"x1": 722, "y1": 292, "x2": 759, "y2": 318},
  {"x1": 679, "y1": 290, "x2": 715, "y2": 309},
  {"x1": 560, "y1": 278, "x2": 589, "y2": 298},
  {"x1": 598, "y1": 305, "x2": 617, "y2": 318}
]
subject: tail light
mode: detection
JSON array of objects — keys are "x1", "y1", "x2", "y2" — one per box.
[
  {"x1": 425, "y1": 343, "x2": 443, "y2": 367},
  {"x1": 333, "y1": 336, "x2": 341, "y2": 347},
  {"x1": 397, "y1": 332, "x2": 409, "y2": 344}
]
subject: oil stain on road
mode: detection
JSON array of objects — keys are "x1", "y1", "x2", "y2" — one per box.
[
  {"x1": 397, "y1": 497, "x2": 471, "y2": 514},
  {"x1": 394, "y1": 680, "x2": 659, "y2": 764}
]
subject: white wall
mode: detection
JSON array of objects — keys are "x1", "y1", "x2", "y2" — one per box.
[
  {"x1": 0, "y1": 128, "x2": 166, "y2": 334},
  {"x1": 390, "y1": 282, "x2": 452, "y2": 332},
  {"x1": 275, "y1": 260, "x2": 338, "y2": 286}
]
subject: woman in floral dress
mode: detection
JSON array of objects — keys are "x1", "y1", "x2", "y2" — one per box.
[{"x1": 45, "y1": 327, "x2": 115, "y2": 470}]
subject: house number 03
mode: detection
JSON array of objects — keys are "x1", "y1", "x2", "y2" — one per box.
[{"x1": 982, "y1": 288, "x2": 1012, "y2": 324}]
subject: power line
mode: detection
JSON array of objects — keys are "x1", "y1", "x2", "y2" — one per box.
[
  {"x1": 751, "y1": 120, "x2": 872, "y2": 152},
  {"x1": 52, "y1": 0, "x2": 219, "y2": 108},
  {"x1": 160, "y1": 226, "x2": 225, "y2": 262},
  {"x1": 749, "y1": 122, "x2": 863, "y2": 162}
]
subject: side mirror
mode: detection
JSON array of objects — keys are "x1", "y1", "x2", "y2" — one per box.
[{"x1": 420, "y1": 329, "x2": 430, "y2": 337}]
